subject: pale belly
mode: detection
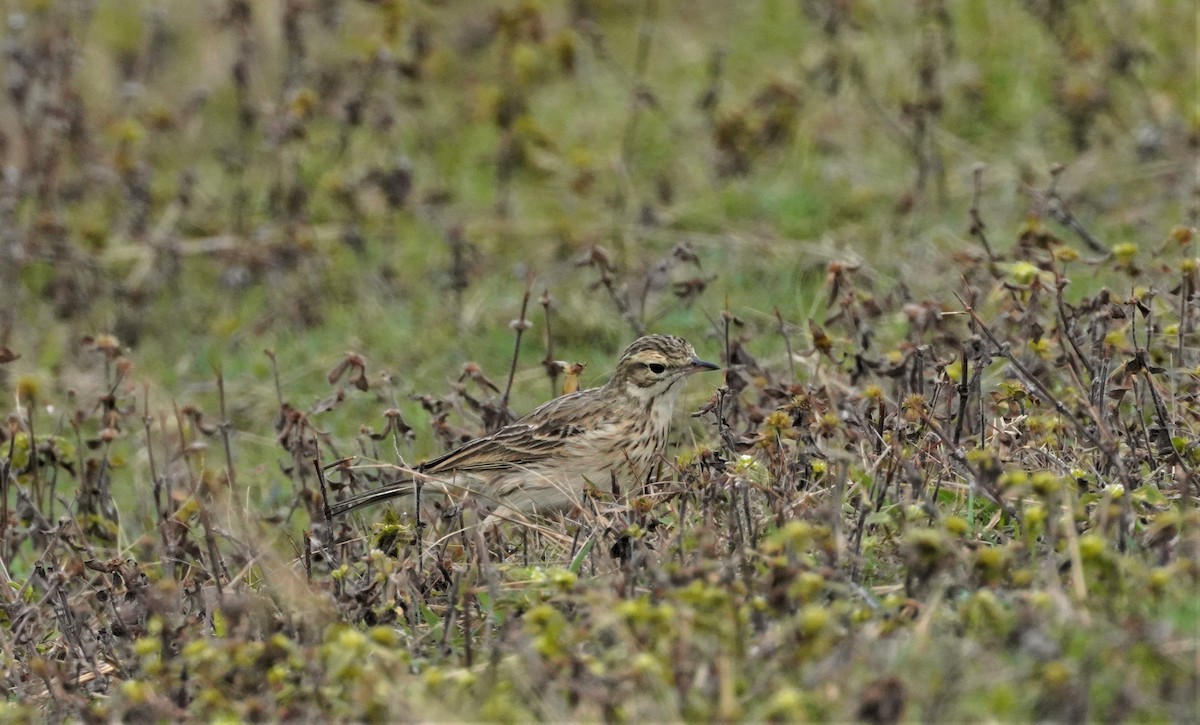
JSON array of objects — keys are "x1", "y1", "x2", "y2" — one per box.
[{"x1": 486, "y1": 419, "x2": 671, "y2": 514}]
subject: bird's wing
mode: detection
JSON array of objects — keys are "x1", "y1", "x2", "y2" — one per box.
[{"x1": 421, "y1": 390, "x2": 599, "y2": 475}]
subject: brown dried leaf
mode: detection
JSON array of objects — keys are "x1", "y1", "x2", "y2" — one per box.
[{"x1": 808, "y1": 318, "x2": 833, "y2": 356}]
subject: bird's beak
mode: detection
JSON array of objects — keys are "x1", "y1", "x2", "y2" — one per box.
[{"x1": 687, "y1": 357, "x2": 721, "y2": 374}]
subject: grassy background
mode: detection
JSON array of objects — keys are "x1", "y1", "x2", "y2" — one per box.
[{"x1": 1, "y1": 0, "x2": 1197, "y2": 721}]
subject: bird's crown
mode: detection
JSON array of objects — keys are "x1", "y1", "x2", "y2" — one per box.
[{"x1": 620, "y1": 334, "x2": 696, "y2": 364}]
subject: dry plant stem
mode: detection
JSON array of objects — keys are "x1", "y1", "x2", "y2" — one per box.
[
  {"x1": 172, "y1": 401, "x2": 196, "y2": 486},
  {"x1": 461, "y1": 580, "x2": 474, "y2": 668},
  {"x1": 967, "y1": 164, "x2": 998, "y2": 264},
  {"x1": 1044, "y1": 164, "x2": 1110, "y2": 255},
  {"x1": 177, "y1": 398, "x2": 226, "y2": 600},
  {"x1": 1090, "y1": 354, "x2": 1112, "y2": 413},
  {"x1": 1132, "y1": 382, "x2": 1159, "y2": 474},
  {"x1": 830, "y1": 464, "x2": 845, "y2": 568},
  {"x1": 439, "y1": 570, "x2": 461, "y2": 655},
  {"x1": 415, "y1": 477, "x2": 424, "y2": 576},
  {"x1": 960, "y1": 296, "x2": 1132, "y2": 489},
  {"x1": 775, "y1": 307, "x2": 797, "y2": 381},
  {"x1": 1134, "y1": 294, "x2": 1145, "y2": 349},
  {"x1": 29, "y1": 403, "x2": 47, "y2": 516},
  {"x1": 446, "y1": 228, "x2": 472, "y2": 327},
  {"x1": 1177, "y1": 270, "x2": 1191, "y2": 368},
  {"x1": 316, "y1": 457, "x2": 334, "y2": 524},
  {"x1": 874, "y1": 398, "x2": 886, "y2": 456},
  {"x1": 1130, "y1": 309, "x2": 1181, "y2": 460},
  {"x1": 266, "y1": 349, "x2": 284, "y2": 409},
  {"x1": 599, "y1": 267, "x2": 646, "y2": 336},
  {"x1": 540, "y1": 290, "x2": 557, "y2": 397},
  {"x1": 499, "y1": 274, "x2": 534, "y2": 420},
  {"x1": 457, "y1": 511, "x2": 472, "y2": 563},
  {"x1": 142, "y1": 385, "x2": 173, "y2": 581},
  {"x1": 1140, "y1": 366, "x2": 1193, "y2": 481},
  {"x1": 726, "y1": 478, "x2": 744, "y2": 551},
  {"x1": 1061, "y1": 489, "x2": 1090, "y2": 604},
  {"x1": 48, "y1": 577, "x2": 97, "y2": 681},
  {"x1": 317, "y1": 457, "x2": 356, "y2": 576},
  {"x1": 216, "y1": 371, "x2": 238, "y2": 507},
  {"x1": 473, "y1": 524, "x2": 497, "y2": 653},
  {"x1": 741, "y1": 480, "x2": 755, "y2": 547},
  {"x1": 24, "y1": 394, "x2": 40, "y2": 512},
  {"x1": 722, "y1": 296, "x2": 732, "y2": 366},
  {"x1": 96, "y1": 439, "x2": 114, "y2": 522},
  {"x1": 390, "y1": 420, "x2": 410, "y2": 473},
  {"x1": 850, "y1": 498, "x2": 870, "y2": 579},
  {"x1": 1055, "y1": 277, "x2": 1093, "y2": 379},
  {"x1": 0, "y1": 544, "x2": 13, "y2": 605},
  {"x1": 199, "y1": 501, "x2": 225, "y2": 603},
  {"x1": 1, "y1": 422, "x2": 13, "y2": 563},
  {"x1": 522, "y1": 526, "x2": 529, "y2": 568},
  {"x1": 304, "y1": 534, "x2": 312, "y2": 583},
  {"x1": 948, "y1": 341, "x2": 987, "y2": 449},
  {"x1": 567, "y1": 524, "x2": 581, "y2": 561},
  {"x1": 46, "y1": 410, "x2": 68, "y2": 521},
  {"x1": 951, "y1": 343, "x2": 971, "y2": 444},
  {"x1": 976, "y1": 351, "x2": 986, "y2": 451}
]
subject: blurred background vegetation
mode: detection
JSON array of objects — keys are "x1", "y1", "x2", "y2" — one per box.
[
  {"x1": 2, "y1": 0, "x2": 1193, "y2": 418},
  {"x1": 0, "y1": 0, "x2": 1197, "y2": 720}
]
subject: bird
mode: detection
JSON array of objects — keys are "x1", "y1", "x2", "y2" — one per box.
[{"x1": 324, "y1": 334, "x2": 720, "y2": 521}]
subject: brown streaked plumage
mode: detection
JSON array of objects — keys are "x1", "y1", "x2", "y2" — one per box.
[{"x1": 325, "y1": 334, "x2": 719, "y2": 520}]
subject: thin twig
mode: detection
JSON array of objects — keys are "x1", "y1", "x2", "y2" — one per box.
[
  {"x1": 540, "y1": 289, "x2": 558, "y2": 398},
  {"x1": 499, "y1": 272, "x2": 535, "y2": 420},
  {"x1": 143, "y1": 383, "x2": 173, "y2": 581},
  {"x1": 967, "y1": 163, "x2": 998, "y2": 264},
  {"x1": 1, "y1": 419, "x2": 14, "y2": 564},
  {"x1": 774, "y1": 307, "x2": 796, "y2": 381},
  {"x1": 1044, "y1": 164, "x2": 1110, "y2": 255},
  {"x1": 216, "y1": 370, "x2": 238, "y2": 500},
  {"x1": 265, "y1": 349, "x2": 283, "y2": 409},
  {"x1": 1177, "y1": 268, "x2": 1192, "y2": 368},
  {"x1": 951, "y1": 341, "x2": 972, "y2": 445},
  {"x1": 1054, "y1": 274, "x2": 1093, "y2": 379}
]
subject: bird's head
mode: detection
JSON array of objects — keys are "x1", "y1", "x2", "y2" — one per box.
[{"x1": 607, "y1": 334, "x2": 720, "y2": 406}]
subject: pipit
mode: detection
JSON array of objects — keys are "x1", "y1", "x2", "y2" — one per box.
[{"x1": 325, "y1": 334, "x2": 719, "y2": 521}]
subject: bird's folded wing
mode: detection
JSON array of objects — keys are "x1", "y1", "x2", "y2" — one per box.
[
  {"x1": 421, "y1": 389, "x2": 598, "y2": 474},
  {"x1": 422, "y1": 420, "x2": 586, "y2": 474}
]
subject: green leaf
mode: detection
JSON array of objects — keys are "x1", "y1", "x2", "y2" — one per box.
[{"x1": 569, "y1": 535, "x2": 595, "y2": 575}]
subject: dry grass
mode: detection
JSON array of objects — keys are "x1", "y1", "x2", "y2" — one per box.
[{"x1": 1, "y1": 0, "x2": 1197, "y2": 721}]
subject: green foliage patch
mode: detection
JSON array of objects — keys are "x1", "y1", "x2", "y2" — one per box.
[{"x1": 1, "y1": 0, "x2": 1197, "y2": 721}]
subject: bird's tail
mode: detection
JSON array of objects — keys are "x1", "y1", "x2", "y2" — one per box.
[
  {"x1": 324, "y1": 481, "x2": 419, "y2": 519},
  {"x1": 323, "y1": 472, "x2": 485, "y2": 520}
]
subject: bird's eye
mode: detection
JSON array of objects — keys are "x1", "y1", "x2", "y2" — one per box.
[{"x1": 647, "y1": 363, "x2": 666, "y2": 374}]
